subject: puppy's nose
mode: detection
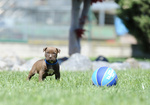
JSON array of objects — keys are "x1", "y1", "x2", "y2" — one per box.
[{"x1": 49, "y1": 54, "x2": 52, "y2": 58}]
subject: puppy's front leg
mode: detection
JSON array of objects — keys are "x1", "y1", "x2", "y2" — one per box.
[
  {"x1": 39, "y1": 70, "x2": 45, "y2": 82},
  {"x1": 55, "y1": 72, "x2": 60, "y2": 80}
]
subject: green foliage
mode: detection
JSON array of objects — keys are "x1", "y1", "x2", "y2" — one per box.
[
  {"x1": 0, "y1": 70, "x2": 150, "y2": 105},
  {"x1": 115, "y1": 0, "x2": 150, "y2": 53}
]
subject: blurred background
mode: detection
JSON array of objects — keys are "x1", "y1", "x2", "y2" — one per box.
[{"x1": 0, "y1": 0, "x2": 149, "y2": 58}]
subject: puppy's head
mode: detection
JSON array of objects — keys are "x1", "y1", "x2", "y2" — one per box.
[{"x1": 43, "y1": 47, "x2": 60, "y2": 63}]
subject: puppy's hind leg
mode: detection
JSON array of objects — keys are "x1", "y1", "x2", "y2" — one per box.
[{"x1": 27, "y1": 70, "x2": 35, "y2": 81}]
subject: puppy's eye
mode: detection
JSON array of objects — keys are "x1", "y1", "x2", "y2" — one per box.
[{"x1": 46, "y1": 52, "x2": 50, "y2": 55}]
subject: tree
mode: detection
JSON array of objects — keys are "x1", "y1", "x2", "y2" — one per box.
[{"x1": 115, "y1": 0, "x2": 150, "y2": 53}]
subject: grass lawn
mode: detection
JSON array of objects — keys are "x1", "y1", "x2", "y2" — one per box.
[{"x1": 0, "y1": 69, "x2": 150, "y2": 105}]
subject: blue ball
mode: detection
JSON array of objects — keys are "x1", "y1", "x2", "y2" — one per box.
[{"x1": 92, "y1": 67, "x2": 118, "y2": 86}]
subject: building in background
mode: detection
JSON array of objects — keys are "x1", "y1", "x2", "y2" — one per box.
[{"x1": 0, "y1": 0, "x2": 119, "y2": 42}]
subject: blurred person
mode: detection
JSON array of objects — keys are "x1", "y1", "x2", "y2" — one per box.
[{"x1": 69, "y1": 0, "x2": 103, "y2": 56}]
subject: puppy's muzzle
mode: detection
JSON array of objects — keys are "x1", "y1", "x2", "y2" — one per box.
[{"x1": 48, "y1": 54, "x2": 56, "y2": 62}]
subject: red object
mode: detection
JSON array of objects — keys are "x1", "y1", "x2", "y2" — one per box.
[
  {"x1": 75, "y1": 29, "x2": 86, "y2": 38},
  {"x1": 91, "y1": 0, "x2": 103, "y2": 4},
  {"x1": 106, "y1": 40, "x2": 116, "y2": 44}
]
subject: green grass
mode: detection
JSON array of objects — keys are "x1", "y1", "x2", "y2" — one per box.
[{"x1": 0, "y1": 70, "x2": 150, "y2": 105}]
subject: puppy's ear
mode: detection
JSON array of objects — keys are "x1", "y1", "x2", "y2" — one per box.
[
  {"x1": 43, "y1": 47, "x2": 47, "y2": 52},
  {"x1": 56, "y1": 48, "x2": 61, "y2": 53}
]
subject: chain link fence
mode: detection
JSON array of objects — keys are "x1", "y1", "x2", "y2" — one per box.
[{"x1": 0, "y1": 0, "x2": 72, "y2": 42}]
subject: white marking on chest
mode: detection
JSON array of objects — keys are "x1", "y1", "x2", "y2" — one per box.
[{"x1": 48, "y1": 69, "x2": 54, "y2": 75}]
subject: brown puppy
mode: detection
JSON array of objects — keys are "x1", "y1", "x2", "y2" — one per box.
[{"x1": 27, "y1": 47, "x2": 61, "y2": 82}]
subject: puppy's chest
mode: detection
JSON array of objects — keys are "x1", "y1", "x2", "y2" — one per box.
[
  {"x1": 47, "y1": 69, "x2": 54, "y2": 75},
  {"x1": 46, "y1": 66, "x2": 55, "y2": 75}
]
